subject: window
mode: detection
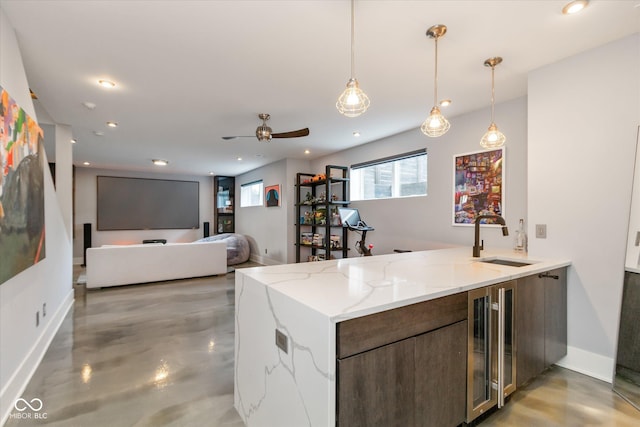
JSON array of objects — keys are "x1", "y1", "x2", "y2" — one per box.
[
  {"x1": 240, "y1": 180, "x2": 263, "y2": 207},
  {"x1": 350, "y1": 150, "x2": 427, "y2": 201}
]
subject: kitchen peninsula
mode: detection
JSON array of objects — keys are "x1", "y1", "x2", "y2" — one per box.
[{"x1": 234, "y1": 247, "x2": 571, "y2": 426}]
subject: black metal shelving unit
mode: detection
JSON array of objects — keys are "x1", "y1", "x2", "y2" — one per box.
[{"x1": 295, "y1": 165, "x2": 349, "y2": 263}]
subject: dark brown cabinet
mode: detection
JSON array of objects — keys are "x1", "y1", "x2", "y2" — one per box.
[
  {"x1": 516, "y1": 274, "x2": 545, "y2": 387},
  {"x1": 336, "y1": 294, "x2": 467, "y2": 427},
  {"x1": 415, "y1": 320, "x2": 467, "y2": 427},
  {"x1": 544, "y1": 267, "x2": 568, "y2": 366},
  {"x1": 337, "y1": 339, "x2": 416, "y2": 427},
  {"x1": 516, "y1": 267, "x2": 567, "y2": 387},
  {"x1": 214, "y1": 176, "x2": 234, "y2": 233}
]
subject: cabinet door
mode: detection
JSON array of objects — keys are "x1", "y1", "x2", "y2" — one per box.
[
  {"x1": 337, "y1": 339, "x2": 415, "y2": 427},
  {"x1": 516, "y1": 274, "x2": 545, "y2": 387},
  {"x1": 415, "y1": 320, "x2": 467, "y2": 427},
  {"x1": 544, "y1": 268, "x2": 567, "y2": 366}
]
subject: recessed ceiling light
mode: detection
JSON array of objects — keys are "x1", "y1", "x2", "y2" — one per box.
[
  {"x1": 237, "y1": 157, "x2": 243, "y2": 161},
  {"x1": 562, "y1": 0, "x2": 589, "y2": 15},
  {"x1": 439, "y1": 99, "x2": 452, "y2": 107},
  {"x1": 304, "y1": 149, "x2": 310, "y2": 154},
  {"x1": 83, "y1": 161, "x2": 90, "y2": 166},
  {"x1": 93, "y1": 130, "x2": 104, "y2": 136},
  {"x1": 106, "y1": 121, "x2": 118, "y2": 128},
  {"x1": 209, "y1": 172, "x2": 215, "y2": 175},
  {"x1": 353, "y1": 131, "x2": 361, "y2": 137},
  {"x1": 70, "y1": 138, "x2": 77, "y2": 144},
  {"x1": 98, "y1": 79, "x2": 116, "y2": 88},
  {"x1": 152, "y1": 159, "x2": 168, "y2": 166}
]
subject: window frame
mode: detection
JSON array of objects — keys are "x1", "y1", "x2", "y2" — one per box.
[
  {"x1": 240, "y1": 179, "x2": 264, "y2": 207},
  {"x1": 350, "y1": 149, "x2": 427, "y2": 201}
]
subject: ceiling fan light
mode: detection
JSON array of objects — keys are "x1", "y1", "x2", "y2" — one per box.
[
  {"x1": 480, "y1": 123, "x2": 506, "y2": 149},
  {"x1": 421, "y1": 106, "x2": 450, "y2": 137},
  {"x1": 336, "y1": 78, "x2": 370, "y2": 118}
]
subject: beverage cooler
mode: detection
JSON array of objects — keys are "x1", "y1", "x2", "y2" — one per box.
[{"x1": 467, "y1": 281, "x2": 516, "y2": 422}]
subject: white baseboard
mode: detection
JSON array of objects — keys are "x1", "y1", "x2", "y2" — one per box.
[
  {"x1": 249, "y1": 254, "x2": 282, "y2": 266},
  {"x1": 0, "y1": 290, "x2": 74, "y2": 426},
  {"x1": 555, "y1": 345, "x2": 615, "y2": 383}
]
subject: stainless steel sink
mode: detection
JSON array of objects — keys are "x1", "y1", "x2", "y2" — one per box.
[{"x1": 478, "y1": 259, "x2": 532, "y2": 267}]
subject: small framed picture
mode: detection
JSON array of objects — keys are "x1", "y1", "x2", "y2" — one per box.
[{"x1": 264, "y1": 184, "x2": 280, "y2": 207}]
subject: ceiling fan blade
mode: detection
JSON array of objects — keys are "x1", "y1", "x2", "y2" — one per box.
[
  {"x1": 221, "y1": 136, "x2": 253, "y2": 140},
  {"x1": 271, "y1": 128, "x2": 310, "y2": 139}
]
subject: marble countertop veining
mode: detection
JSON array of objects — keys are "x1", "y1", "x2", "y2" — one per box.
[{"x1": 237, "y1": 247, "x2": 571, "y2": 322}]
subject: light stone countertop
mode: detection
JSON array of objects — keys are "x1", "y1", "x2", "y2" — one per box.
[{"x1": 237, "y1": 246, "x2": 571, "y2": 322}]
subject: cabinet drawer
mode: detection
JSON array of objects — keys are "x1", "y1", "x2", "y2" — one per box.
[{"x1": 336, "y1": 292, "x2": 467, "y2": 359}]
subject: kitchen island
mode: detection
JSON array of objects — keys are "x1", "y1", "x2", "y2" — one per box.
[{"x1": 234, "y1": 247, "x2": 570, "y2": 426}]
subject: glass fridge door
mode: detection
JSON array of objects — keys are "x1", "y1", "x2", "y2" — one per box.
[{"x1": 467, "y1": 287, "x2": 496, "y2": 422}]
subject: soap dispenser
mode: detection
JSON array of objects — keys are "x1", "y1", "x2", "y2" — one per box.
[{"x1": 514, "y1": 218, "x2": 527, "y2": 253}]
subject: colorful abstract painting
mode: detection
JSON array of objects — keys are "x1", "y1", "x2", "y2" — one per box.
[
  {"x1": 0, "y1": 85, "x2": 46, "y2": 284},
  {"x1": 264, "y1": 184, "x2": 280, "y2": 207},
  {"x1": 453, "y1": 148, "x2": 504, "y2": 225}
]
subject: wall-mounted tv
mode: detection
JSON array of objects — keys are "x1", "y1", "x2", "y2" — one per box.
[{"x1": 97, "y1": 176, "x2": 199, "y2": 230}]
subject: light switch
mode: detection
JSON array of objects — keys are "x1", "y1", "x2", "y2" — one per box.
[{"x1": 535, "y1": 224, "x2": 547, "y2": 239}]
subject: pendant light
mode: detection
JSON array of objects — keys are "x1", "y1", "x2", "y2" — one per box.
[
  {"x1": 336, "y1": 0, "x2": 370, "y2": 117},
  {"x1": 480, "y1": 57, "x2": 506, "y2": 149},
  {"x1": 421, "y1": 24, "x2": 450, "y2": 137}
]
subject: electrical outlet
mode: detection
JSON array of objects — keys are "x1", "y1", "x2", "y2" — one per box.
[
  {"x1": 43, "y1": 303, "x2": 46, "y2": 317},
  {"x1": 36, "y1": 311, "x2": 39, "y2": 327},
  {"x1": 535, "y1": 224, "x2": 547, "y2": 239},
  {"x1": 275, "y1": 329, "x2": 288, "y2": 354}
]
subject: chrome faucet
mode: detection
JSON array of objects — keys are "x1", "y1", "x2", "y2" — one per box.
[{"x1": 473, "y1": 215, "x2": 509, "y2": 257}]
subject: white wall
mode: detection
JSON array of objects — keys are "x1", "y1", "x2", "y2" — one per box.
[
  {"x1": 73, "y1": 167, "x2": 214, "y2": 261},
  {"x1": 0, "y1": 8, "x2": 74, "y2": 424},
  {"x1": 236, "y1": 158, "x2": 312, "y2": 265},
  {"x1": 311, "y1": 97, "x2": 528, "y2": 256},
  {"x1": 528, "y1": 34, "x2": 640, "y2": 382}
]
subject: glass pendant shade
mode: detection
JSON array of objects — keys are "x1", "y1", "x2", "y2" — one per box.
[
  {"x1": 421, "y1": 106, "x2": 450, "y2": 137},
  {"x1": 480, "y1": 57, "x2": 506, "y2": 149},
  {"x1": 422, "y1": 24, "x2": 449, "y2": 138},
  {"x1": 480, "y1": 123, "x2": 506, "y2": 149},
  {"x1": 337, "y1": 78, "x2": 370, "y2": 117},
  {"x1": 336, "y1": 0, "x2": 369, "y2": 117}
]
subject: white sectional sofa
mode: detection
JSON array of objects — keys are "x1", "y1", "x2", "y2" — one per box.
[{"x1": 86, "y1": 240, "x2": 227, "y2": 289}]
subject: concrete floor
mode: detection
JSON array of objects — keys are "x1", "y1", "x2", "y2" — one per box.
[{"x1": 4, "y1": 264, "x2": 639, "y2": 426}]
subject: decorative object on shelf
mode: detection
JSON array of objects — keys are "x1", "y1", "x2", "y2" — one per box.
[
  {"x1": 480, "y1": 57, "x2": 507, "y2": 149},
  {"x1": 301, "y1": 232, "x2": 313, "y2": 245},
  {"x1": 336, "y1": 0, "x2": 370, "y2": 117},
  {"x1": 453, "y1": 148, "x2": 504, "y2": 226},
  {"x1": 264, "y1": 184, "x2": 280, "y2": 207},
  {"x1": 421, "y1": 24, "x2": 450, "y2": 138}
]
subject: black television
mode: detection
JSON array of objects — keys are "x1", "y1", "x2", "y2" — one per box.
[{"x1": 97, "y1": 176, "x2": 199, "y2": 230}]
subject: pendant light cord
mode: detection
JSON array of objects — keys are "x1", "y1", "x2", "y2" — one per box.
[
  {"x1": 490, "y1": 65, "x2": 495, "y2": 123},
  {"x1": 350, "y1": 0, "x2": 355, "y2": 79},
  {"x1": 433, "y1": 36, "x2": 439, "y2": 106}
]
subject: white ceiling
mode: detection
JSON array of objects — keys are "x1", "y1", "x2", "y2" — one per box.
[{"x1": 3, "y1": 0, "x2": 639, "y2": 176}]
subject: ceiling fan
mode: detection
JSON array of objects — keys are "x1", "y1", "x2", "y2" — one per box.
[{"x1": 222, "y1": 113, "x2": 310, "y2": 142}]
